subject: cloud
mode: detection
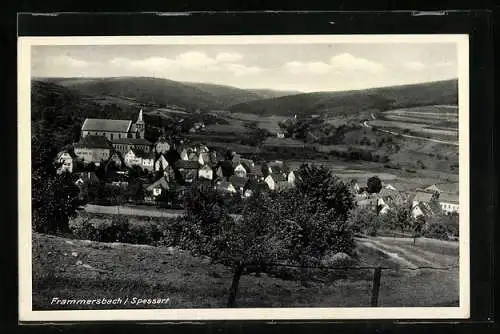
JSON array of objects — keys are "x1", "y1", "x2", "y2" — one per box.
[
  {"x1": 224, "y1": 63, "x2": 264, "y2": 76},
  {"x1": 175, "y1": 51, "x2": 217, "y2": 68},
  {"x1": 403, "y1": 61, "x2": 426, "y2": 71},
  {"x1": 109, "y1": 51, "x2": 262, "y2": 76},
  {"x1": 45, "y1": 55, "x2": 93, "y2": 68},
  {"x1": 215, "y1": 52, "x2": 243, "y2": 62},
  {"x1": 285, "y1": 53, "x2": 384, "y2": 75},
  {"x1": 329, "y1": 53, "x2": 385, "y2": 73}
]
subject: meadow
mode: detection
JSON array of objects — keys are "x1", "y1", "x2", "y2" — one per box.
[{"x1": 32, "y1": 232, "x2": 459, "y2": 309}]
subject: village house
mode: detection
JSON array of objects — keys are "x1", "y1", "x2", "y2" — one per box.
[
  {"x1": 229, "y1": 175, "x2": 249, "y2": 194},
  {"x1": 198, "y1": 152, "x2": 211, "y2": 166},
  {"x1": 74, "y1": 171, "x2": 100, "y2": 187},
  {"x1": 243, "y1": 179, "x2": 269, "y2": 198},
  {"x1": 55, "y1": 150, "x2": 79, "y2": 174},
  {"x1": 106, "y1": 151, "x2": 125, "y2": 169},
  {"x1": 111, "y1": 138, "x2": 152, "y2": 156},
  {"x1": 198, "y1": 165, "x2": 214, "y2": 180},
  {"x1": 247, "y1": 164, "x2": 264, "y2": 180},
  {"x1": 124, "y1": 149, "x2": 154, "y2": 171},
  {"x1": 146, "y1": 176, "x2": 170, "y2": 197},
  {"x1": 233, "y1": 162, "x2": 249, "y2": 178},
  {"x1": 154, "y1": 136, "x2": 171, "y2": 154},
  {"x1": 154, "y1": 154, "x2": 169, "y2": 172},
  {"x1": 287, "y1": 170, "x2": 296, "y2": 185},
  {"x1": 73, "y1": 135, "x2": 113, "y2": 166},
  {"x1": 174, "y1": 160, "x2": 200, "y2": 183},
  {"x1": 215, "y1": 180, "x2": 237, "y2": 194},
  {"x1": 438, "y1": 193, "x2": 459, "y2": 215},
  {"x1": 410, "y1": 190, "x2": 442, "y2": 219},
  {"x1": 139, "y1": 151, "x2": 155, "y2": 172},
  {"x1": 179, "y1": 148, "x2": 189, "y2": 161},
  {"x1": 264, "y1": 173, "x2": 290, "y2": 191}
]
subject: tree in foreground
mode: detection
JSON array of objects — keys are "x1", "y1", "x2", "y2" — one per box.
[
  {"x1": 181, "y1": 166, "x2": 356, "y2": 307},
  {"x1": 32, "y1": 169, "x2": 84, "y2": 235}
]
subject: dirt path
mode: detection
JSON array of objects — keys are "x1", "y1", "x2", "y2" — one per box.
[
  {"x1": 362, "y1": 114, "x2": 459, "y2": 146},
  {"x1": 355, "y1": 236, "x2": 459, "y2": 269}
]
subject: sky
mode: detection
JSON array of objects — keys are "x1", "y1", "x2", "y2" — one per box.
[{"x1": 31, "y1": 43, "x2": 458, "y2": 93}]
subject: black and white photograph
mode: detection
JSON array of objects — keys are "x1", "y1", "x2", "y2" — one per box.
[{"x1": 18, "y1": 35, "x2": 469, "y2": 321}]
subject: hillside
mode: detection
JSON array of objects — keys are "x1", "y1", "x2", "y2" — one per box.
[
  {"x1": 246, "y1": 88, "x2": 302, "y2": 99},
  {"x1": 180, "y1": 82, "x2": 266, "y2": 106},
  {"x1": 41, "y1": 77, "x2": 228, "y2": 110},
  {"x1": 229, "y1": 79, "x2": 458, "y2": 116}
]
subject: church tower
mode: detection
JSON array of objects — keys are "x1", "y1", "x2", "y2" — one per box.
[{"x1": 135, "y1": 109, "x2": 145, "y2": 139}]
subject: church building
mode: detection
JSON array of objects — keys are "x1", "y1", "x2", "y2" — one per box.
[
  {"x1": 79, "y1": 109, "x2": 151, "y2": 156},
  {"x1": 81, "y1": 109, "x2": 146, "y2": 140}
]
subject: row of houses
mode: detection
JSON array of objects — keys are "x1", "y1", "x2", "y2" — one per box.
[{"x1": 352, "y1": 182, "x2": 459, "y2": 219}]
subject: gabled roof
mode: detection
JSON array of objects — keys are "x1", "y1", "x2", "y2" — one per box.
[
  {"x1": 266, "y1": 173, "x2": 286, "y2": 182},
  {"x1": 216, "y1": 181, "x2": 236, "y2": 191},
  {"x1": 82, "y1": 118, "x2": 132, "y2": 132},
  {"x1": 111, "y1": 138, "x2": 151, "y2": 145},
  {"x1": 74, "y1": 171, "x2": 100, "y2": 184},
  {"x1": 135, "y1": 150, "x2": 154, "y2": 159},
  {"x1": 276, "y1": 181, "x2": 292, "y2": 190},
  {"x1": 175, "y1": 160, "x2": 200, "y2": 169},
  {"x1": 200, "y1": 164, "x2": 213, "y2": 171},
  {"x1": 57, "y1": 150, "x2": 77, "y2": 159},
  {"x1": 268, "y1": 165, "x2": 283, "y2": 174},
  {"x1": 413, "y1": 191, "x2": 435, "y2": 203},
  {"x1": 74, "y1": 135, "x2": 113, "y2": 149},
  {"x1": 229, "y1": 175, "x2": 248, "y2": 188},
  {"x1": 425, "y1": 184, "x2": 441, "y2": 193},
  {"x1": 249, "y1": 164, "x2": 263, "y2": 176},
  {"x1": 439, "y1": 192, "x2": 459, "y2": 204},
  {"x1": 244, "y1": 179, "x2": 269, "y2": 192},
  {"x1": 146, "y1": 177, "x2": 169, "y2": 191}
]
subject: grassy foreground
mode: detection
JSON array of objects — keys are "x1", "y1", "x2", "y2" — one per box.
[{"x1": 32, "y1": 233, "x2": 459, "y2": 309}]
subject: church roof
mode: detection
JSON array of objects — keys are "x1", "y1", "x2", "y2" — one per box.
[{"x1": 81, "y1": 118, "x2": 132, "y2": 133}]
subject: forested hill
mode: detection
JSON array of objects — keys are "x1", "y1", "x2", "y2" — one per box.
[
  {"x1": 39, "y1": 77, "x2": 299, "y2": 110},
  {"x1": 31, "y1": 80, "x2": 142, "y2": 170},
  {"x1": 229, "y1": 79, "x2": 458, "y2": 116}
]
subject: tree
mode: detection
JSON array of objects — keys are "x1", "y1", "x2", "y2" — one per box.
[
  {"x1": 411, "y1": 216, "x2": 426, "y2": 244},
  {"x1": 180, "y1": 164, "x2": 357, "y2": 307},
  {"x1": 32, "y1": 170, "x2": 84, "y2": 234},
  {"x1": 367, "y1": 176, "x2": 382, "y2": 194},
  {"x1": 126, "y1": 179, "x2": 145, "y2": 202},
  {"x1": 295, "y1": 164, "x2": 354, "y2": 222}
]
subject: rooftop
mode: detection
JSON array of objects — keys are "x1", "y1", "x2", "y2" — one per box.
[
  {"x1": 175, "y1": 160, "x2": 200, "y2": 170},
  {"x1": 74, "y1": 135, "x2": 113, "y2": 149},
  {"x1": 112, "y1": 138, "x2": 151, "y2": 145},
  {"x1": 267, "y1": 173, "x2": 286, "y2": 182},
  {"x1": 82, "y1": 118, "x2": 132, "y2": 133}
]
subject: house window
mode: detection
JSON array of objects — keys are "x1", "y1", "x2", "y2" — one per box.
[{"x1": 110, "y1": 134, "x2": 114, "y2": 140}]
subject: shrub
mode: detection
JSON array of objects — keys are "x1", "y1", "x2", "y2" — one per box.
[
  {"x1": 70, "y1": 218, "x2": 98, "y2": 240},
  {"x1": 423, "y1": 222, "x2": 450, "y2": 240}
]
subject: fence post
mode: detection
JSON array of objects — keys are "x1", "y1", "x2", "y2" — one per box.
[{"x1": 370, "y1": 266, "x2": 382, "y2": 307}]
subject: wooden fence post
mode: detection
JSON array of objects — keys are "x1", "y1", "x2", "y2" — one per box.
[{"x1": 370, "y1": 266, "x2": 382, "y2": 307}]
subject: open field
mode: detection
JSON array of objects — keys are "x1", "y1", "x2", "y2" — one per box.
[
  {"x1": 32, "y1": 233, "x2": 459, "y2": 309},
  {"x1": 228, "y1": 112, "x2": 288, "y2": 133}
]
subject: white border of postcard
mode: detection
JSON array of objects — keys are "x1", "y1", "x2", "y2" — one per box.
[{"x1": 18, "y1": 34, "x2": 470, "y2": 321}]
